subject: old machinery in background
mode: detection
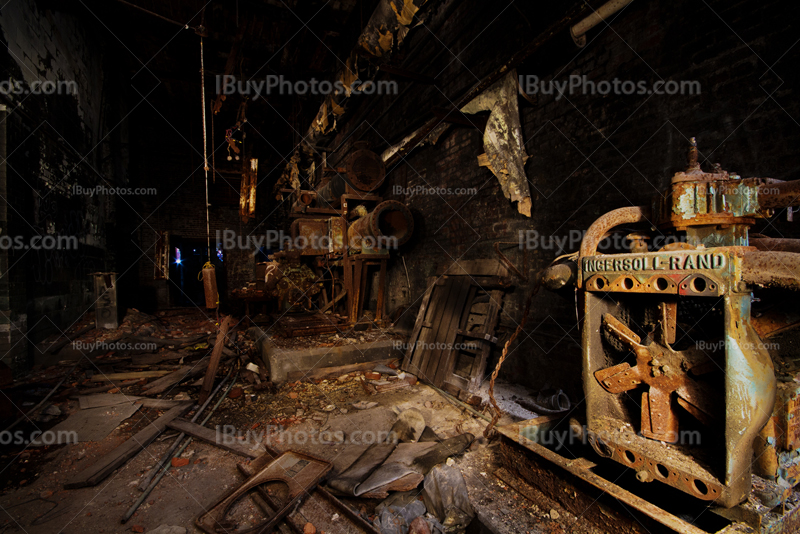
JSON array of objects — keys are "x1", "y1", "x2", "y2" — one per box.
[
  {"x1": 536, "y1": 139, "x2": 800, "y2": 527},
  {"x1": 266, "y1": 141, "x2": 414, "y2": 329}
]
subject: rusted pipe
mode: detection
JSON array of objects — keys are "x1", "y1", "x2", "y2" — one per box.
[
  {"x1": 571, "y1": 0, "x2": 636, "y2": 46},
  {"x1": 741, "y1": 251, "x2": 800, "y2": 290},
  {"x1": 758, "y1": 179, "x2": 800, "y2": 209},
  {"x1": 347, "y1": 200, "x2": 414, "y2": 250},
  {"x1": 315, "y1": 175, "x2": 346, "y2": 208},
  {"x1": 579, "y1": 206, "x2": 651, "y2": 259}
]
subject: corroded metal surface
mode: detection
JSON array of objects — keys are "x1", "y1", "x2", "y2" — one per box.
[
  {"x1": 347, "y1": 200, "x2": 414, "y2": 251},
  {"x1": 562, "y1": 140, "x2": 800, "y2": 512},
  {"x1": 741, "y1": 251, "x2": 800, "y2": 290},
  {"x1": 578, "y1": 206, "x2": 650, "y2": 263}
]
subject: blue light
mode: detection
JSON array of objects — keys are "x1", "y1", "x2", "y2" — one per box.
[{"x1": 175, "y1": 258, "x2": 182, "y2": 265}]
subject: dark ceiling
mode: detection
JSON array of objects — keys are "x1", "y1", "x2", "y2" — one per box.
[{"x1": 71, "y1": 0, "x2": 380, "y2": 190}]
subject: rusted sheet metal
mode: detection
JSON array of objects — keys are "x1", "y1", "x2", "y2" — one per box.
[
  {"x1": 596, "y1": 313, "x2": 717, "y2": 443},
  {"x1": 758, "y1": 179, "x2": 800, "y2": 209},
  {"x1": 290, "y1": 218, "x2": 330, "y2": 255},
  {"x1": 741, "y1": 251, "x2": 800, "y2": 290},
  {"x1": 577, "y1": 206, "x2": 650, "y2": 260},
  {"x1": 196, "y1": 451, "x2": 331, "y2": 534},
  {"x1": 462, "y1": 71, "x2": 532, "y2": 216},
  {"x1": 751, "y1": 237, "x2": 800, "y2": 253}
]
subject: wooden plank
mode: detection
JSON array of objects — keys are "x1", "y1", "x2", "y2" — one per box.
[
  {"x1": 64, "y1": 403, "x2": 192, "y2": 489},
  {"x1": 90, "y1": 370, "x2": 173, "y2": 382},
  {"x1": 136, "y1": 398, "x2": 192, "y2": 409},
  {"x1": 422, "y1": 277, "x2": 464, "y2": 383},
  {"x1": 78, "y1": 394, "x2": 143, "y2": 409},
  {"x1": 469, "y1": 290, "x2": 503, "y2": 392},
  {"x1": 286, "y1": 358, "x2": 395, "y2": 382},
  {"x1": 401, "y1": 277, "x2": 436, "y2": 373},
  {"x1": 141, "y1": 356, "x2": 210, "y2": 395},
  {"x1": 198, "y1": 316, "x2": 232, "y2": 405},
  {"x1": 131, "y1": 351, "x2": 187, "y2": 366},
  {"x1": 432, "y1": 279, "x2": 474, "y2": 386},
  {"x1": 416, "y1": 277, "x2": 455, "y2": 381},
  {"x1": 166, "y1": 418, "x2": 258, "y2": 458}
]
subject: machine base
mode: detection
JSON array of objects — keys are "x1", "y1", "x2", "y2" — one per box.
[{"x1": 495, "y1": 416, "x2": 800, "y2": 534}]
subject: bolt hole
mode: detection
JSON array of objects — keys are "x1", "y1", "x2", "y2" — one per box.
[
  {"x1": 595, "y1": 277, "x2": 606, "y2": 289},
  {"x1": 655, "y1": 464, "x2": 669, "y2": 479},
  {"x1": 655, "y1": 277, "x2": 669, "y2": 291},
  {"x1": 693, "y1": 479, "x2": 709, "y2": 496},
  {"x1": 623, "y1": 449, "x2": 636, "y2": 464},
  {"x1": 622, "y1": 278, "x2": 635, "y2": 290},
  {"x1": 691, "y1": 277, "x2": 707, "y2": 292}
]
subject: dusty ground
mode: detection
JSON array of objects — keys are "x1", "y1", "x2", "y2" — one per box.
[
  {"x1": 0, "y1": 309, "x2": 617, "y2": 534},
  {"x1": 0, "y1": 372, "x2": 613, "y2": 534}
]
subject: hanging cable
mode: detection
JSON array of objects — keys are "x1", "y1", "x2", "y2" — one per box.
[{"x1": 200, "y1": 37, "x2": 211, "y2": 260}]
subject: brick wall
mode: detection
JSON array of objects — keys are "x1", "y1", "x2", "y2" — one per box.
[
  {"x1": 326, "y1": 0, "x2": 800, "y2": 396},
  {"x1": 0, "y1": 0, "x2": 129, "y2": 373}
]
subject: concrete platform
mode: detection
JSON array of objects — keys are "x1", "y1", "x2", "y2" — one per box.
[{"x1": 262, "y1": 339, "x2": 404, "y2": 382}]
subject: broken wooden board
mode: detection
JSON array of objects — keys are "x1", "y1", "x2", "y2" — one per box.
[
  {"x1": 403, "y1": 269, "x2": 506, "y2": 399},
  {"x1": 78, "y1": 393, "x2": 142, "y2": 409},
  {"x1": 90, "y1": 370, "x2": 173, "y2": 382},
  {"x1": 140, "y1": 356, "x2": 210, "y2": 395},
  {"x1": 64, "y1": 402, "x2": 192, "y2": 489},
  {"x1": 198, "y1": 316, "x2": 232, "y2": 405},
  {"x1": 32, "y1": 403, "x2": 141, "y2": 445},
  {"x1": 166, "y1": 418, "x2": 259, "y2": 458},
  {"x1": 131, "y1": 351, "x2": 188, "y2": 366}
]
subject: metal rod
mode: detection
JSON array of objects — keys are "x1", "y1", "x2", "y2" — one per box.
[
  {"x1": 135, "y1": 365, "x2": 234, "y2": 491},
  {"x1": 122, "y1": 372, "x2": 237, "y2": 523}
]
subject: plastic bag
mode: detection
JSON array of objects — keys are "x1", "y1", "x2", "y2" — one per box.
[{"x1": 422, "y1": 465, "x2": 475, "y2": 533}]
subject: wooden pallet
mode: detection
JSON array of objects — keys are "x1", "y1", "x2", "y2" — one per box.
[{"x1": 402, "y1": 261, "x2": 508, "y2": 400}]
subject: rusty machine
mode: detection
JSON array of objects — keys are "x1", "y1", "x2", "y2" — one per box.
[
  {"x1": 263, "y1": 142, "x2": 413, "y2": 333},
  {"x1": 514, "y1": 139, "x2": 800, "y2": 532}
]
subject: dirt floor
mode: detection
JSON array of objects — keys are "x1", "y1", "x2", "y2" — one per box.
[
  {"x1": 0, "y1": 381, "x2": 611, "y2": 534},
  {"x1": 0, "y1": 310, "x2": 615, "y2": 534}
]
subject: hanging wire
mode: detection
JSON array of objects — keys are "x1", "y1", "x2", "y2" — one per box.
[{"x1": 200, "y1": 37, "x2": 211, "y2": 260}]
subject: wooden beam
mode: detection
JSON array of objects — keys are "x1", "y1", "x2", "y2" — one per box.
[
  {"x1": 64, "y1": 403, "x2": 192, "y2": 489},
  {"x1": 90, "y1": 370, "x2": 173, "y2": 382},
  {"x1": 198, "y1": 316, "x2": 232, "y2": 405},
  {"x1": 167, "y1": 418, "x2": 258, "y2": 458}
]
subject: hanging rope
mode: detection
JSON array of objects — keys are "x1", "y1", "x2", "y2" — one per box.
[
  {"x1": 484, "y1": 252, "x2": 578, "y2": 438},
  {"x1": 200, "y1": 37, "x2": 211, "y2": 260}
]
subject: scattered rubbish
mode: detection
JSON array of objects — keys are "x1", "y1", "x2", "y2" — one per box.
[
  {"x1": 373, "y1": 491, "x2": 427, "y2": 534},
  {"x1": 423, "y1": 465, "x2": 475, "y2": 533}
]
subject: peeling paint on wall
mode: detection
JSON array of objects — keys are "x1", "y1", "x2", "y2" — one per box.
[{"x1": 462, "y1": 70, "x2": 532, "y2": 217}]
